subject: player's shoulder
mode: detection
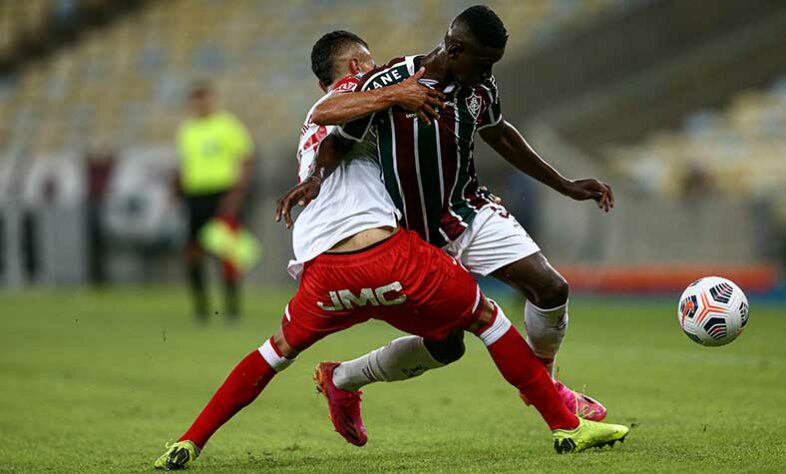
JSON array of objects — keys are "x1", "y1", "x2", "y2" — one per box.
[
  {"x1": 217, "y1": 110, "x2": 241, "y2": 121},
  {"x1": 177, "y1": 118, "x2": 196, "y2": 138},
  {"x1": 212, "y1": 111, "x2": 245, "y2": 129},
  {"x1": 356, "y1": 55, "x2": 417, "y2": 91}
]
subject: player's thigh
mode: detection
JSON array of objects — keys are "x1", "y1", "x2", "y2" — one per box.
[
  {"x1": 281, "y1": 270, "x2": 371, "y2": 352},
  {"x1": 451, "y1": 205, "x2": 541, "y2": 277},
  {"x1": 376, "y1": 232, "x2": 482, "y2": 339}
]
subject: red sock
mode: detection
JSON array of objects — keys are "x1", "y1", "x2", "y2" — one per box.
[
  {"x1": 476, "y1": 306, "x2": 579, "y2": 431},
  {"x1": 179, "y1": 350, "x2": 275, "y2": 448}
]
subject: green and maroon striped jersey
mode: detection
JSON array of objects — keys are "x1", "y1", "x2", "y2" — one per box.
[{"x1": 337, "y1": 55, "x2": 503, "y2": 247}]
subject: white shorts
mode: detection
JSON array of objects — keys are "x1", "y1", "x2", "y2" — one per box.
[{"x1": 444, "y1": 205, "x2": 541, "y2": 276}]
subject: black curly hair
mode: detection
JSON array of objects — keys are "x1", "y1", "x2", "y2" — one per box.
[{"x1": 453, "y1": 5, "x2": 508, "y2": 49}]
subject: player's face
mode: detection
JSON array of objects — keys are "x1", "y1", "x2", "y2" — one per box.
[
  {"x1": 190, "y1": 91, "x2": 214, "y2": 117},
  {"x1": 449, "y1": 42, "x2": 504, "y2": 87}
]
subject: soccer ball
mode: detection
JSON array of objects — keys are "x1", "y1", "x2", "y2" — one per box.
[{"x1": 677, "y1": 276, "x2": 749, "y2": 346}]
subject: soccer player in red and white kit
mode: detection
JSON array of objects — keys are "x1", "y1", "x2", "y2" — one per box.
[
  {"x1": 286, "y1": 6, "x2": 614, "y2": 442},
  {"x1": 153, "y1": 30, "x2": 628, "y2": 471}
]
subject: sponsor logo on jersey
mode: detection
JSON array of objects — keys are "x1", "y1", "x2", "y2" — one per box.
[
  {"x1": 317, "y1": 281, "x2": 407, "y2": 311},
  {"x1": 369, "y1": 69, "x2": 405, "y2": 89}
]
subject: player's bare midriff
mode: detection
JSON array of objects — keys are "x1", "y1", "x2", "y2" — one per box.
[{"x1": 328, "y1": 226, "x2": 399, "y2": 253}]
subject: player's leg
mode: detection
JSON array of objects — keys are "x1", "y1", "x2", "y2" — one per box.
[
  {"x1": 185, "y1": 195, "x2": 212, "y2": 321},
  {"x1": 467, "y1": 296, "x2": 628, "y2": 453},
  {"x1": 491, "y1": 252, "x2": 607, "y2": 420},
  {"x1": 330, "y1": 331, "x2": 465, "y2": 391},
  {"x1": 154, "y1": 329, "x2": 297, "y2": 470},
  {"x1": 218, "y1": 206, "x2": 243, "y2": 321},
  {"x1": 176, "y1": 330, "x2": 295, "y2": 448},
  {"x1": 491, "y1": 251, "x2": 569, "y2": 376},
  {"x1": 186, "y1": 241, "x2": 209, "y2": 321},
  {"x1": 376, "y1": 233, "x2": 627, "y2": 452},
  {"x1": 453, "y1": 206, "x2": 607, "y2": 420},
  {"x1": 155, "y1": 272, "x2": 362, "y2": 469}
]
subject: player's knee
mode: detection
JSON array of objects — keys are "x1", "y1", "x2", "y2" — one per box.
[
  {"x1": 536, "y1": 273, "x2": 569, "y2": 308},
  {"x1": 424, "y1": 330, "x2": 465, "y2": 365},
  {"x1": 272, "y1": 330, "x2": 300, "y2": 359},
  {"x1": 258, "y1": 332, "x2": 298, "y2": 373}
]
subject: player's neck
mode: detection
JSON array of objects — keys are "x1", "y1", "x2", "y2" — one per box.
[{"x1": 420, "y1": 46, "x2": 452, "y2": 85}]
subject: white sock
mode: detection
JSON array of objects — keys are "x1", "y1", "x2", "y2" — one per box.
[
  {"x1": 258, "y1": 338, "x2": 295, "y2": 372},
  {"x1": 332, "y1": 336, "x2": 445, "y2": 391},
  {"x1": 524, "y1": 300, "x2": 568, "y2": 376},
  {"x1": 476, "y1": 302, "x2": 512, "y2": 347}
]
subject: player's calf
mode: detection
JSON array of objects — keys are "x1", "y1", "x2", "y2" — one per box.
[
  {"x1": 155, "y1": 331, "x2": 297, "y2": 469},
  {"x1": 331, "y1": 334, "x2": 460, "y2": 392},
  {"x1": 469, "y1": 298, "x2": 580, "y2": 432}
]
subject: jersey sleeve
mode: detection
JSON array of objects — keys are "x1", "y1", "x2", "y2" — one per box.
[
  {"x1": 336, "y1": 112, "x2": 377, "y2": 142},
  {"x1": 337, "y1": 58, "x2": 411, "y2": 142},
  {"x1": 477, "y1": 75, "x2": 503, "y2": 130}
]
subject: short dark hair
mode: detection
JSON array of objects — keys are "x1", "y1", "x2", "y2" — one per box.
[
  {"x1": 311, "y1": 30, "x2": 369, "y2": 86},
  {"x1": 189, "y1": 80, "x2": 212, "y2": 99},
  {"x1": 453, "y1": 5, "x2": 508, "y2": 49}
]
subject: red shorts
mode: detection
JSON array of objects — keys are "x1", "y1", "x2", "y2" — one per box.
[{"x1": 282, "y1": 229, "x2": 481, "y2": 351}]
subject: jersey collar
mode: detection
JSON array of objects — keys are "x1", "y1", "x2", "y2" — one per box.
[
  {"x1": 412, "y1": 54, "x2": 457, "y2": 94},
  {"x1": 328, "y1": 75, "x2": 358, "y2": 93}
]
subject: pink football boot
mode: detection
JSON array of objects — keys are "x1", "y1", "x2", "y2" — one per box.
[
  {"x1": 314, "y1": 362, "x2": 368, "y2": 446},
  {"x1": 554, "y1": 380, "x2": 608, "y2": 421}
]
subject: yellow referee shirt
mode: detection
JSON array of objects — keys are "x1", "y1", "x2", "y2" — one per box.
[{"x1": 176, "y1": 111, "x2": 253, "y2": 195}]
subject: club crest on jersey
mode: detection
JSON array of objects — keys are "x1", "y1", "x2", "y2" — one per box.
[{"x1": 466, "y1": 91, "x2": 482, "y2": 120}]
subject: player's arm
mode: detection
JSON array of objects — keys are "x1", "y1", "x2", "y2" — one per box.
[
  {"x1": 479, "y1": 121, "x2": 614, "y2": 212},
  {"x1": 312, "y1": 67, "x2": 446, "y2": 126},
  {"x1": 275, "y1": 132, "x2": 353, "y2": 228}
]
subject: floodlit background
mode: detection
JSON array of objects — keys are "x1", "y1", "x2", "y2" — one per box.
[
  {"x1": 2, "y1": 0, "x2": 786, "y2": 293},
  {"x1": 1, "y1": 1, "x2": 785, "y2": 472}
]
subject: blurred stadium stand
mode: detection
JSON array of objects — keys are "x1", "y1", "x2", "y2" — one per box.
[{"x1": 1, "y1": 0, "x2": 783, "y2": 293}]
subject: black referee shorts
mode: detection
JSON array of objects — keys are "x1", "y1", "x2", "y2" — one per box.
[{"x1": 185, "y1": 191, "x2": 227, "y2": 242}]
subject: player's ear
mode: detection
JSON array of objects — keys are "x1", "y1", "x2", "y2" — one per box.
[{"x1": 348, "y1": 58, "x2": 361, "y2": 76}]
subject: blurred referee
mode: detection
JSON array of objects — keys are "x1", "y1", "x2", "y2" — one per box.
[{"x1": 176, "y1": 81, "x2": 254, "y2": 322}]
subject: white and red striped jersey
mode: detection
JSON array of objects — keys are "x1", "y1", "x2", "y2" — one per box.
[{"x1": 288, "y1": 75, "x2": 400, "y2": 279}]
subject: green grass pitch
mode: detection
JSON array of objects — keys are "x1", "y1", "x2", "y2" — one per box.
[{"x1": 1, "y1": 287, "x2": 785, "y2": 473}]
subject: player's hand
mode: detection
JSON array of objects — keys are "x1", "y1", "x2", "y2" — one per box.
[
  {"x1": 562, "y1": 178, "x2": 615, "y2": 212},
  {"x1": 479, "y1": 185, "x2": 503, "y2": 205},
  {"x1": 275, "y1": 176, "x2": 322, "y2": 229},
  {"x1": 392, "y1": 67, "x2": 446, "y2": 125}
]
